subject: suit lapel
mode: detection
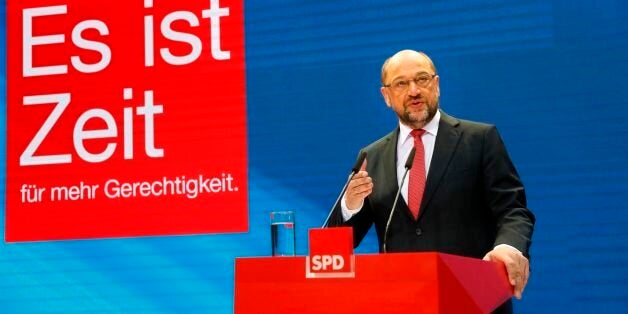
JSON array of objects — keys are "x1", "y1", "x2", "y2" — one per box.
[
  {"x1": 381, "y1": 128, "x2": 400, "y2": 202},
  {"x1": 419, "y1": 111, "x2": 462, "y2": 217}
]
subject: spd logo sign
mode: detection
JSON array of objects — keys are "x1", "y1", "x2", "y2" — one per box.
[{"x1": 306, "y1": 228, "x2": 355, "y2": 278}]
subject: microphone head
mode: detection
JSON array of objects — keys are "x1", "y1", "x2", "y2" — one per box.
[
  {"x1": 351, "y1": 151, "x2": 367, "y2": 173},
  {"x1": 405, "y1": 147, "x2": 416, "y2": 169}
]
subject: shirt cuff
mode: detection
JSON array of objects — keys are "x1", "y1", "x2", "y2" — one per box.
[
  {"x1": 340, "y1": 195, "x2": 363, "y2": 221},
  {"x1": 494, "y1": 243, "x2": 522, "y2": 254}
]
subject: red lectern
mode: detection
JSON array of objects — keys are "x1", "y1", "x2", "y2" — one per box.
[{"x1": 234, "y1": 228, "x2": 512, "y2": 313}]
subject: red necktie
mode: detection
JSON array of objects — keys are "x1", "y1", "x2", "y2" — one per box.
[{"x1": 408, "y1": 129, "x2": 426, "y2": 220}]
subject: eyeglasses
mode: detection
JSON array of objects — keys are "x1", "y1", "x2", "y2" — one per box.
[{"x1": 384, "y1": 73, "x2": 436, "y2": 92}]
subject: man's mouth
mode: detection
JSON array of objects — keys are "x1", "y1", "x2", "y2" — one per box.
[{"x1": 408, "y1": 99, "x2": 424, "y2": 107}]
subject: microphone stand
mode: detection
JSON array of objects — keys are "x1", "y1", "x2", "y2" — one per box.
[{"x1": 382, "y1": 147, "x2": 415, "y2": 253}]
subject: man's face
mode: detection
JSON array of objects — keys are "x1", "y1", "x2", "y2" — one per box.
[{"x1": 380, "y1": 53, "x2": 440, "y2": 129}]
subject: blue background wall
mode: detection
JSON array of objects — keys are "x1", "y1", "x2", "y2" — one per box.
[{"x1": 2, "y1": 0, "x2": 628, "y2": 312}]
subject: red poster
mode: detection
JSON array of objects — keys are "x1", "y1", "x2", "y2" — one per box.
[{"x1": 6, "y1": 0, "x2": 248, "y2": 242}]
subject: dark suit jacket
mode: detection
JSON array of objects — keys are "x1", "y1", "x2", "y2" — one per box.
[
  {"x1": 328, "y1": 112, "x2": 534, "y2": 313},
  {"x1": 329, "y1": 111, "x2": 535, "y2": 258}
]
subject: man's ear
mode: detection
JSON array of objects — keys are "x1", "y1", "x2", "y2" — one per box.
[{"x1": 380, "y1": 87, "x2": 391, "y2": 107}]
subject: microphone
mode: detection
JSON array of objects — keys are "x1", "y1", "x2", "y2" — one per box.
[
  {"x1": 322, "y1": 151, "x2": 367, "y2": 227},
  {"x1": 382, "y1": 147, "x2": 416, "y2": 253}
]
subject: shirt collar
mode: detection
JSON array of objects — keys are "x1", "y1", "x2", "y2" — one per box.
[{"x1": 398, "y1": 110, "x2": 441, "y2": 140}]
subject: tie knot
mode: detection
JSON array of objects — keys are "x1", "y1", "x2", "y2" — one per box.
[{"x1": 411, "y1": 129, "x2": 425, "y2": 139}]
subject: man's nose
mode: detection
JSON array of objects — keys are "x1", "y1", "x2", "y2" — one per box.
[{"x1": 408, "y1": 81, "x2": 421, "y2": 95}]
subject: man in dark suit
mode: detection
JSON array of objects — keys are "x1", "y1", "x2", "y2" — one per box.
[{"x1": 327, "y1": 50, "x2": 535, "y2": 313}]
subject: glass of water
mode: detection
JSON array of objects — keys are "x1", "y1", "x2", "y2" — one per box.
[{"x1": 270, "y1": 211, "x2": 296, "y2": 256}]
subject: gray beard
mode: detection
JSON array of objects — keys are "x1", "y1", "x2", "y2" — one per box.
[{"x1": 400, "y1": 103, "x2": 438, "y2": 128}]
